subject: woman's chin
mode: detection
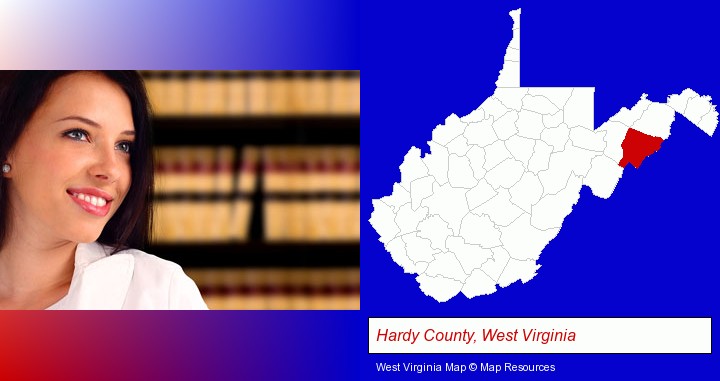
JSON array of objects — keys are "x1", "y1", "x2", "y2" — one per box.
[{"x1": 64, "y1": 228, "x2": 103, "y2": 244}]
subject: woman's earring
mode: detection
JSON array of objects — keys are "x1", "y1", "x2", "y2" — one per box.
[{"x1": 2, "y1": 163, "x2": 10, "y2": 174}]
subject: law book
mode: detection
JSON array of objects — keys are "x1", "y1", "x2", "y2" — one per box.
[
  {"x1": 262, "y1": 146, "x2": 287, "y2": 193},
  {"x1": 247, "y1": 71, "x2": 270, "y2": 115},
  {"x1": 186, "y1": 71, "x2": 208, "y2": 116},
  {"x1": 237, "y1": 146, "x2": 259, "y2": 194},
  {"x1": 152, "y1": 200, "x2": 179, "y2": 243},
  {"x1": 304, "y1": 147, "x2": 323, "y2": 192},
  {"x1": 316, "y1": 146, "x2": 335, "y2": 192},
  {"x1": 328, "y1": 71, "x2": 345, "y2": 115},
  {"x1": 306, "y1": 71, "x2": 330, "y2": 115},
  {"x1": 144, "y1": 71, "x2": 167, "y2": 115},
  {"x1": 285, "y1": 147, "x2": 302, "y2": 192},
  {"x1": 268, "y1": 71, "x2": 290, "y2": 115},
  {"x1": 217, "y1": 269, "x2": 244, "y2": 310},
  {"x1": 287, "y1": 71, "x2": 305, "y2": 115},
  {"x1": 328, "y1": 71, "x2": 360, "y2": 115},
  {"x1": 198, "y1": 269, "x2": 231, "y2": 310},
  {"x1": 287, "y1": 269, "x2": 311, "y2": 310},
  {"x1": 327, "y1": 269, "x2": 347, "y2": 310},
  {"x1": 343, "y1": 268, "x2": 361, "y2": 310},
  {"x1": 179, "y1": 200, "x2": 198, "y2": 242},
  {"x1": 207, "y1": 200, "x2": 232, "y2": 242},
  {"x1": 336, "y1": 146, "x2": 360, "y2": 192},
  {"x1": 242, "y1": 269, "x2": 272, "y2": 310},
  {"x1": 215, "y1": 146, "x2": 235, "y2": 193},
  {"x1": 230, "y1": 198, "x2": 251, "y2": 242},
  {"x1": 349, "y1": 199, "x2": 361, "y2": 241},
  {"x1": 206, "y1": 71, "x2": 229, "y2": 115},
  {"x1": 171, "y1": 147, "x2": 193, "y2": 193},
  {"x1": 191, "y1": 147, "x2": 216, "y2": 193},
  {"x1": 153, "y1": 147, "x2": 170, "y2": 194},
  {"x1": 185, "y1": 71, "x2": 227, "y2": 116},
  {"x1": 286, "y1": 149, "x2": 305, "y2": 241},
  {"x1": 227, "y1": 71, "x2": 248, "y2": 116},
  {"x1": 263, "y1": 200, "x2": 287, "y2": 242},
  {"x1": 262, "y1": 147, "x2": 286, "y2": 242},
  {"x1": 308, "y1": 268, "x2": 332, "y2": 310},
  {"x1": 263, "y1": 269, "x2": 292, "y2": 310},
  {"x1": 164, "y1": 71, "x2": 188, "y2": 116},
  {"x1": 347, "y1": 72, "x2": 361, "y2": 115}
]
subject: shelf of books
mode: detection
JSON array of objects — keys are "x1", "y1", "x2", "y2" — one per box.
[{"x1": 142, "y1": 71, "x2": 360, "y2": 310}]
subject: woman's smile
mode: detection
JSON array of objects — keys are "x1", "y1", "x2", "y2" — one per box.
[{"x1": 67, "y1": 187, "x2": 114, "y2": 217}]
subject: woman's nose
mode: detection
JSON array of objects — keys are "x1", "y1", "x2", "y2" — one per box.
[{"x1": 89, "y1": 145, "x2": 122, "y2": 182}]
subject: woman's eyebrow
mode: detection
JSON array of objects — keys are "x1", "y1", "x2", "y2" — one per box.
[{"x1": 55, "y1": 115, "x2": 135, "y2": 136}]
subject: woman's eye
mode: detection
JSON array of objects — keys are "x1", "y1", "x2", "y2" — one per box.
[
  {"x1": 64, "y1": 129, "x2": 89, "y2": 141},
  {"x1": 116, "y1": 141, "x2": 133, "y2": 154}
]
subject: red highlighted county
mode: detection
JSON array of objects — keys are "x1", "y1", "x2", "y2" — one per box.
[{"x1": 618, "y1": 128, "x2": 664, "y2": 168}]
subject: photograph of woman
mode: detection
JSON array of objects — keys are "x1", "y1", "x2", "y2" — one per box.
[{"x1": 0, "y1": 71, "x2": 207, "y2": 309}]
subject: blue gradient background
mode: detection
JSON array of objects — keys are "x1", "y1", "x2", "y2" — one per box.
[
  {"x1": 0, "y1": 0, "x2": 359, "y2": 68},
  {"x1": 0, "y1": 0, "x2": 718, "y2": 380}
]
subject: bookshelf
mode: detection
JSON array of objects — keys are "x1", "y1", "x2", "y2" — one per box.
[
  {"x1": 149, "y1": 243, "x2": 359, "y2": 268},
  {"x1": 142, "y1": 70, "x2": 360, "y2": 309},
  {"x1": 153, "y1": 116, "x2": 359, "y2": 145}
]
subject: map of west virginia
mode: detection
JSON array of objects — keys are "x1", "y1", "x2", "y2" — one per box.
[{"x1": 369, "y1": 9, "x2": 718, "y2": 302}]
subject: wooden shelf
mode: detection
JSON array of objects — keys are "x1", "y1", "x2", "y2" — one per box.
[
  {"x1": 154, "y1": 191, "x2": 360, "y2": 201},
  {"x1": 152, "y1": 116, "x2": 359, "y2": 146},
  {"x1": 148, "y1": 243, "x2": 359, "y2": 268}
]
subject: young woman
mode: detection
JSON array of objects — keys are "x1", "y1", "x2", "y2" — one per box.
[{"x1": 0, "y1": 71, "x2": 207, "y2": 309}]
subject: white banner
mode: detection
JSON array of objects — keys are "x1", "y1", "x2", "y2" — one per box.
[{"x1": 369, "y1": 317, "x2": 711, "y2": 354}]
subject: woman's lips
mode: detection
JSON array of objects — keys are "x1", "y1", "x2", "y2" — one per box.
[{"x1": 67, "y1": 190, "x2": 112, "y2": 217}]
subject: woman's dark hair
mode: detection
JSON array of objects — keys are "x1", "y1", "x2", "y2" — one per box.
[{"x1": 0, "y1": 71, "x2": 154, "y2": 253}]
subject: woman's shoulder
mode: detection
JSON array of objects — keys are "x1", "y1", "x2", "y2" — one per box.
[
  {"x1": 117, "y1": 246, "x2": 184, "y2": 274},
  {"x1": 86, "y1": 242, "x2": 182, "y2": 274},
  {"x1": 85, "y1": 242, "x2": 207, "y2": 309}
]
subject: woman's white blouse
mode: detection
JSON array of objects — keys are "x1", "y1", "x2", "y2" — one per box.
[{"x1": 46, "y1": 242, "x2": 208, "y2": 310}]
